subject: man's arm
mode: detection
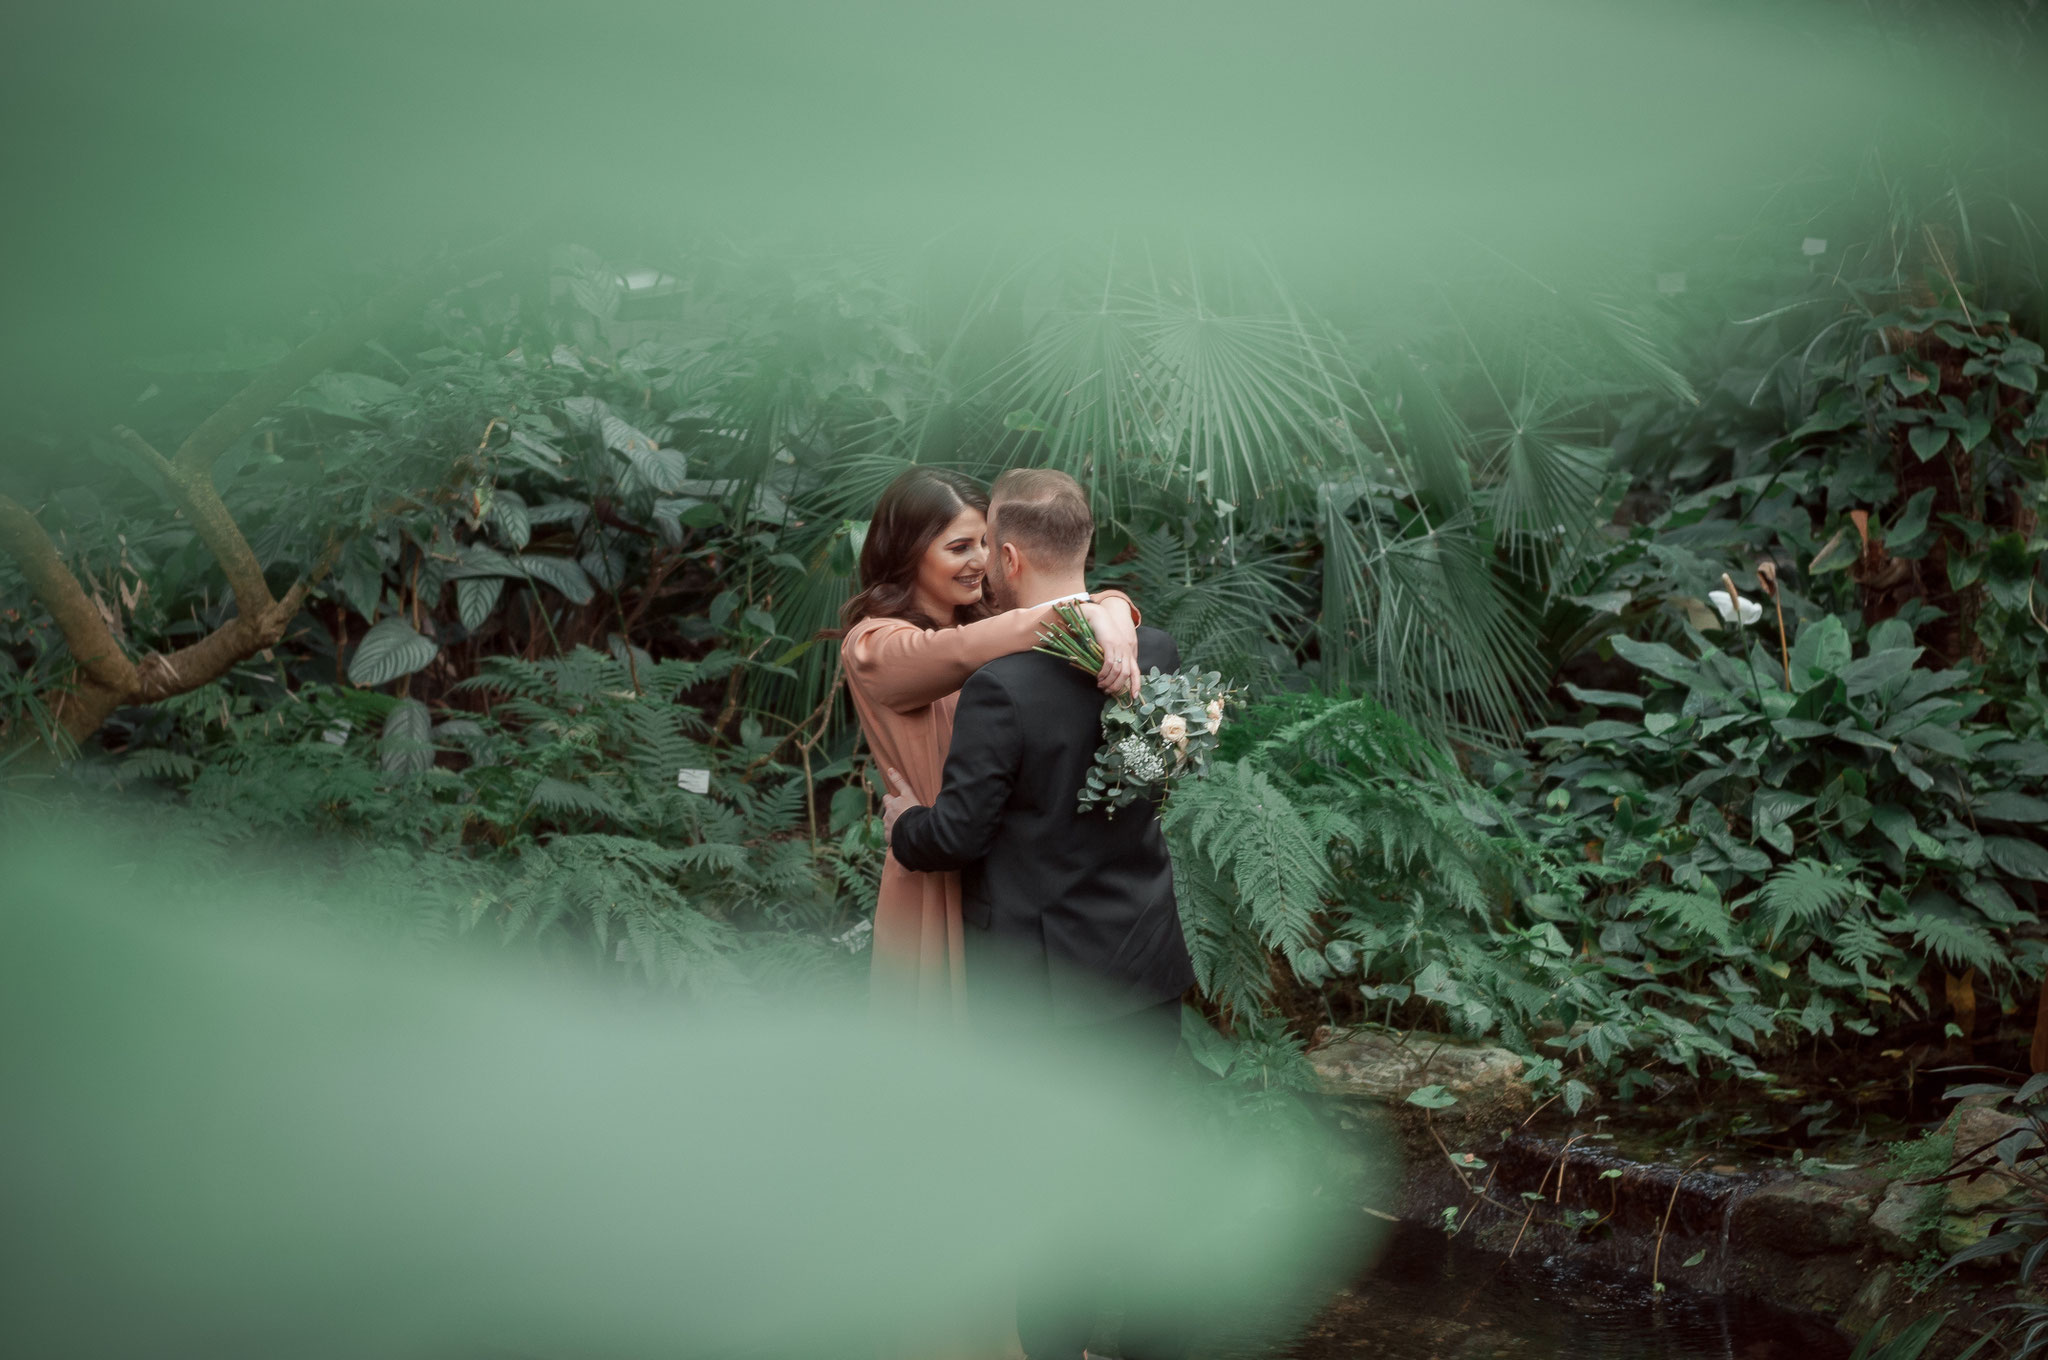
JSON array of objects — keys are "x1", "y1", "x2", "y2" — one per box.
[{"x1": 888, "y1": 667, "x2": 1021, "y2": 872}]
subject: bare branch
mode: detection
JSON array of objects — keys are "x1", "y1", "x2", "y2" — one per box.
[
  {"x1": 115, "y1": 424, "x2": 276, "y2": 617},
  {"x1": 0, "y1": 493, "x2": 138, "y2": 696},
  {"x1": 133, "y1": 580, "x2": 309, "y2": 703},
  {"x1": 1, "y1": 224, "x2": 546, "y2": 753}
]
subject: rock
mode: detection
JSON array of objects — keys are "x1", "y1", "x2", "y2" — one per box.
[
  {"x1": 1939, "y1": 1208, "x2": 2011, "y2": 1257},
  {"x1": 1945, "y1": 1106, "x2": 2031, "y2": 1158},
  {"x1": 1942, "y1": 1107, "x2": 2036, "y2": 1213},
  {"x1": 1947, "y1": 1166, "x2": 2025, "y2": 1213},
  {"x1": 1311, "y1": 1031, "x2": 1531, "y2": 1125},
  {"x1": 1838, "y1": 1264, "x2": 1897, "y2": 1341},
  {"x1": 1870, "y1": 1180, "x2": 1938, "y2": 1257},
  {"x1": 1729, "y1": 1177, "x2": 1874, "y2": 1254}
]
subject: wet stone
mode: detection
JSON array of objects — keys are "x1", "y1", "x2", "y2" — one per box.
[
  {"x1": 1311, "y1": 1031, "x2": 1531, "y2": 1124},
  {"x1": 1939, "y1": 1207, "x2": 2011, "y2": 1256},
  {"x1": 1728, "y1": 1176, "x2": 1873, "y2": 1254},
  {"x1": 1942, "y1": 1107, "x2": 2036, "y2": 1213},
  {"x1": 1869, "y1": 1180, "x2": 1938, "y2": 1257}
]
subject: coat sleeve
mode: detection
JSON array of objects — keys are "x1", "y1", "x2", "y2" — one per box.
[
  {"x1": 842, "y1": 589, "x2": 1139, "y2": 714},
  {"x1": 889, "y1": 667, "x2": 1022, "y2": 872}
]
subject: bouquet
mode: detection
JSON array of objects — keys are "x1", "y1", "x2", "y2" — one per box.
[{"x1": 1035, "y1": 603, "x2": 1234, "y2": 816}]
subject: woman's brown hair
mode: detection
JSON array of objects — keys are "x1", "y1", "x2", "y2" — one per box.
[{"x1": 839, "y1": 467, "x2": 997, "y2": 631}]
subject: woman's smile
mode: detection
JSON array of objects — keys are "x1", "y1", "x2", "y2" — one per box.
[{"x1": 910, "y1": 504, "x2": 992, "y2": 621}]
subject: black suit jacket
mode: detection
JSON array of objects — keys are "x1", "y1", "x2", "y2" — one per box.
[{"x1": 891, "y1": 626, "x2": 1196, "y2": 1025}]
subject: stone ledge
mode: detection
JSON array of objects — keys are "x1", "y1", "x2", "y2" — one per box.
[
  {"x1": 1729, "y1": 1176, "x2": 1876, "y2": 1254},
  {"x1": 1310, "y1": 1030, "x2": 1532, "y2": 1127}
]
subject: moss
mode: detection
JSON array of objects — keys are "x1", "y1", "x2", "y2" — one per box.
[{"x1": 1884, "y1": 1131, "x2": 1955, "y2": 1182}]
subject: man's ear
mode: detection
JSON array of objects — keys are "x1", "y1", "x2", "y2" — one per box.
[{"x1": 999, "y1": 540, "x2": 1024, "y2": 578}]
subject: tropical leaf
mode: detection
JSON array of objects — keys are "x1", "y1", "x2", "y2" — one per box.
[
  {"x1": 378, "y1": 698, "x2": 434, "y2": 775},
  {"x1": 346, "y1": 617, "x2": 438, "y2": 688},
  {"x1": 1985, "y1": 835, "x2": 2048, "y2": 882},
  {"x1": 514, "y1": 554, "x2": 596, "y2": 604},
  {"x1": 457, "y1": 575, "x2": 504, "y2": 631}
]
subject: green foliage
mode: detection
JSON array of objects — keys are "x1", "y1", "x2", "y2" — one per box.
[
  {"x1": 5, "y1": 194, "x2": 2046, "y2": 1116},
  {"x1": 1508, "y1": 612, "x2": 2048, "y2": 1079},
  {"x1": 1920, "y1": 1077, "x2": 2048, "y2": 1356},
  {"x1": 99, "y1": 646, "x2": 877, "y2": 997},
  {"x1": 1165, "y1": 691, "x2": 1586, "y2": 1067}
]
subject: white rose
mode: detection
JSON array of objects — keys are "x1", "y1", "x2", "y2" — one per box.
[
  {"x1": 1158, "y1": 713, "x2": 1188, "y2": 744},
  {"x1": 1205, "y1": 698, "x2": 1224, "y2": 733}
]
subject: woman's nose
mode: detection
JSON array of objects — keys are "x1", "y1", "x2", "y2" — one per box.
[{"x1": 966, "y1": 542, "x2": 988, "y2": 569}]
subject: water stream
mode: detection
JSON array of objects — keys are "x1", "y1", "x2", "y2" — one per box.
[{"x1": 1276, "y1": 1222, "x2": 1849, "y2": 1359}]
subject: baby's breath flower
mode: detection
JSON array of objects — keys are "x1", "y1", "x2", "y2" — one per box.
[{"x1": 1115, "y1": 735, "x2": 1167, "y2": 784}]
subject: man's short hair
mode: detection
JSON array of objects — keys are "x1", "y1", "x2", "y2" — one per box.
[{"x1": 990, "y1": 468, "x2": 1093, "y2": 567}]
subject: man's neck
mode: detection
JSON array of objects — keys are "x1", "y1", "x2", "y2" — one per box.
[{"x1": 1012, "y1": 573, "x2": 1088, "y2": 609}]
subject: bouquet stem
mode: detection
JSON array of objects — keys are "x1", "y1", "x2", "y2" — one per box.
[{"x1": 1034, "y1": 602, "x2": 1106, "y2": 676}]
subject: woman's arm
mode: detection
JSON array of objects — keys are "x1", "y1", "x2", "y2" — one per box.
[
  {"x1": 1078, "y1": 593, "x2": 1139, "y2": 699},
  {"x1": 843, "y1": 590, "x2": 1142, "y2": 714}
]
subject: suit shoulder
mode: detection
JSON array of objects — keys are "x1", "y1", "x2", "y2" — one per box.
[
  {"x1": 974, "y1": 649, "x2": 1060, "y2": 685},
  {"x1": 1136, "y1": 626, "x2": 1180, "y2": 669},
  {"x1": 962, "y1": 652, "x2": 1040, "y2": 703},
  {"x1": 1135, "y1": 625, "x2": 1176, "y2": 650}
]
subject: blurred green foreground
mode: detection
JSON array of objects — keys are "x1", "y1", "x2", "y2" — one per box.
[{"x1": 0, "y1": 817, "x2": 1367, "y2": 1360}]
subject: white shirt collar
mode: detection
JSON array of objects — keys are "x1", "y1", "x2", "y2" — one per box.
[{"x1": 1029, "y1": 590, "x2": 1090, "y2": 609}]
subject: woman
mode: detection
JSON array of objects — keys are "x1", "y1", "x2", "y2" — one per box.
[{"x1": 841, "y1": 466, "x2": 1139, "y2": 1022}]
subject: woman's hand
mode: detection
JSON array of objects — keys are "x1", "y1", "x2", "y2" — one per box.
[{"x1": 1079, "y1": 597, "x2": 1140, "y2": 699}]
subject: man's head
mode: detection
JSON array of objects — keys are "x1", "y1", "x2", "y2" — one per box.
[{"x1": 985, "y1": 468, "x2": 1093, "y2": 609}]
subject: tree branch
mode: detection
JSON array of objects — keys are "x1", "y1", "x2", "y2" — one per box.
[
  {"x1": 114, "y1": 425, "x2": 276, "y2": 617},
  {"x1": 0, "y1": 493, "x2": 138, "y2": 696},
  {"x1": 0, "y1": 224, "x2": 547, "y2": 754},
  {"x1": 132, "y1": 580, "x2": 309, "y2": 702}
]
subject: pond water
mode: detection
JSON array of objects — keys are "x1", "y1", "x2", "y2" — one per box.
[{"x1": 1278, "y1": 1222, "x2": 1850, "y2": 1360}]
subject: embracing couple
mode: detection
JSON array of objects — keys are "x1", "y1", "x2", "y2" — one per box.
[{"x1": 839, "y1": 467, "x2": 1194, "y2": 1360}]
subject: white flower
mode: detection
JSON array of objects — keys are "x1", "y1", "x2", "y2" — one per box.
[
  {"x1": 1159, "y1": 713, "x2": 1188, "y2": 744},
  {"x1": 1205, "y1": 698, "x2": 1225, "y2": 733},
  {"x1": 1708, "y1": 590, "x2": 1762, "y2": 626},
  {"x1": 1115, "y1": 735, "x2": 1167, "y2": 783}
]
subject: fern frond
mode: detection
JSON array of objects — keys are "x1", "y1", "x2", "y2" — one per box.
[{"x1": 1759, "y1": 859, "x2": 1869, "y2": 937}]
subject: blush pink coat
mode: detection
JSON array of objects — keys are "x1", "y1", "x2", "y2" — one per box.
[{"x1": 841, "y1": 593, "x2": 1136, "y2": 1022}]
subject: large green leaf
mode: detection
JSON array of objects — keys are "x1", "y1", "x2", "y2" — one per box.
[
  {"x1": 457, "y1": 576, "x2": 505, "y2": 631},
  {"x1": 1609, "y1": 635, "x2": 1699, "y2": 687},
  {"x1": 515, "y1": 554, "x2": 596, "y2": 604},
  {"x1": 1789, "y1": 615, "x2": 1851, "y2": 690},
  {"x1": 619, "y1": 443, "x2": 691, "y2": 494},
  {"x1": 1843, "y1": 647, "x2": 1922, "y2": 699},
  {"x1": 288, "y1": 371, "x2": 406, "y2": 422},
  {"x1": 1984, "y1": 836, "x2": 2048, "y2": 882},
  {"x1": 1976, "y1": 790, "x2": 2048, "y2": 823},
  {"x1": 346, "y1": 617, "x2": 438, "y2": 688},
  {"x1": 379, "y1": 698, "x2": 435, "y2": 775}
]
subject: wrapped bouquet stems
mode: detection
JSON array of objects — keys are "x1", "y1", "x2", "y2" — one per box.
[{"x1": 1035, "y1": 603, "x2": 1234, "y2": 816}]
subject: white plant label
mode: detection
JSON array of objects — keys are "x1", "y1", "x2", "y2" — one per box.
[{"x1": 676, "y1": 767, "x2": 710, "y2": 794}]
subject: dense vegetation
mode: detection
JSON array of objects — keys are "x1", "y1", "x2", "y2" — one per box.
[{"x1": 4, "y1": 180, "x2": 2046, "y2": 1132}]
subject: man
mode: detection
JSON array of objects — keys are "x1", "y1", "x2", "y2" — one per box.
[{"x1": 882, "y1": 467, "x2": 1195, "y2": 1360}]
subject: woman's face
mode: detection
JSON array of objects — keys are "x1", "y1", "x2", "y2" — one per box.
[{"x1": 912, "y1": 505, "x2": 989, "y2": 620}]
